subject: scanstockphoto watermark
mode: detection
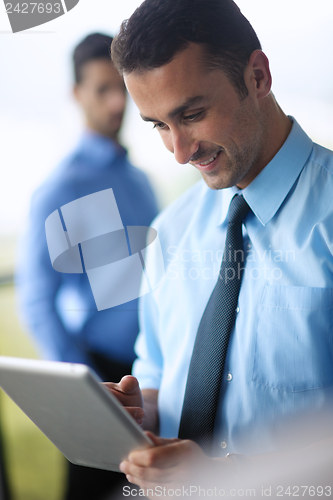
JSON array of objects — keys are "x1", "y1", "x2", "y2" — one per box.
[
  {"x1": 166, "y1": 246, "x2": 296, "y2": 282},
  {"x1": 123, "y1": 485, "x2": 256, "y2": 497}
]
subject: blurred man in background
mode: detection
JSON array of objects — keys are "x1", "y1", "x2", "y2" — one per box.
[{"x1": 16, "y1": 33, "x2": 158, "y2": 500}]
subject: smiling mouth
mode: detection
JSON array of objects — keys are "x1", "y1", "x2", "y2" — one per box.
[
  {"x1": 198, "y1": 151, "x2": 221, "y2": 166},
  {"x1": 191, "y1": 149, "x2": 223, "y2": 169}
]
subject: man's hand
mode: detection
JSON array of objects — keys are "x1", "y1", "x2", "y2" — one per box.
[
  {"x1": 119, "y1": 432, "x2": 233, "y2": 497},
  {"x1": 104, "y1": 377, "x2": 158, "y2": 431},
  {"x1": 104, "y1": 376, "x2": 145, "y2": 425}
]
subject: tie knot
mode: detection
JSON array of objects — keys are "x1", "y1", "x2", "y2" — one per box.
[{"x1": 228, "y1": 194, "x2": 251, "y2": 225}]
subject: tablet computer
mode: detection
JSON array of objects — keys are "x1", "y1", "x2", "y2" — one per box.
[{"x1": 0, "y1": 356, "x2": 152, "y2": 472}]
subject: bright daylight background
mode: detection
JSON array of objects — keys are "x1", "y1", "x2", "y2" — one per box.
[{"x1": 0, "y1": 1, "x2": 333, "y2": 499}]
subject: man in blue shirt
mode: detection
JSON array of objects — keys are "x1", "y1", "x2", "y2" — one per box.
[
  {"x1": 105, "y1": 0, "x2": 333, "y2": 493},
  {"x1": 16, "y1": 33, "x2": 158, "y2": 500}
]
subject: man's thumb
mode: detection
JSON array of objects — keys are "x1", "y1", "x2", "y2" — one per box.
[{"x1": 119, "y1": 375, "x2": 140, "y2": 394}]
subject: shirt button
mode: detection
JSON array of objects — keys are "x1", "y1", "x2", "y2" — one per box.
[
  {"x1": 220, "y1": 441, "x2": 227, "y2": 449},
  {"x1": 226, "y1": 373, "x2": 233, "y2": 382},
  {"x1": 236, "y1": 306, "x2": 240, "y2": 313}
]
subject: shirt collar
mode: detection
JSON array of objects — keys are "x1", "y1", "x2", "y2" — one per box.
[
  {"x1": 77, "y1": 129, "x2": 127, "y2": 168},
  {"x1": 216, "y1": 117, "x2": 314, "y2": 227}
]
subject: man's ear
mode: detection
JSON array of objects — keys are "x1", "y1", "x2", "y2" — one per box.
[{"x1": 245, "y1": 50, "x2": 272, "y2": 99}]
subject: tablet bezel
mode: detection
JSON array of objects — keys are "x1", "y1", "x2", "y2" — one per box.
[{"x1": 0, "y1": 356, "x2": 152, "y2": 471}]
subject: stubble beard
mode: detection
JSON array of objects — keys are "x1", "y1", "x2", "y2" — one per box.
[{"x1": 203, "y1": 99, "x2": 264, "y2": 190}]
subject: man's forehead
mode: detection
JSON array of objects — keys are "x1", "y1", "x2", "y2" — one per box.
[
  {"x1": 80, "y1": 58, "x2": 123, "y2": 84},
  {"x1": 124, "y1": 48, "x2": 221, "y2": 120},
  {"x1": 125, "y1": 44, "x2": 204, "y2": 84}
]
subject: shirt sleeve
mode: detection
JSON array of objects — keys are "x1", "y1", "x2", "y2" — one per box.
[
  {"x1": 15, "y1": 188, "x2": 91, "y2": 364},
  {"x1": 132, "y1": 289, "x2": 163, "y2": 390},
  {"x1": 132, "y1": 224, "x2": 164, "y2": 390}
]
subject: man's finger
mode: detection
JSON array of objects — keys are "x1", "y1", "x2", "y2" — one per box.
[
  {"x1": 118, "y1": 375, "x2": 141, "y2": 394},
  {"x1": 145, "y1": 431, "x2": 180, "y2": 447},
  {"x1": 103, "y1": 375, "x2": 139, "y2": 394},
  {"x1": 128, "y1": 439, "x2": 200, "y2": 469},
  {"x1": 120, "y1": 460, "x2": 181, "y2": 484},
  {"x1": 103, "y1": 376, "x2": 143, "y2": 408}
]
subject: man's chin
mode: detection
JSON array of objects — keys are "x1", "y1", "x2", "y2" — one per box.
[
  {"x1": 98, "y1": 127, "x2": 121, "y2": 141},
  {"x1": 200, "y1": 171, "x2": 237, "y2": 190},
  {"x1": 101, "y1": 120, "x2": 123, "y2": 140}
]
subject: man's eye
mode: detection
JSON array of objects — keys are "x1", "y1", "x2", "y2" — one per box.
[
  {"x1": 153, "y1": 122, "x2": 167, "y2": 130},
  {"x1": 183, "y1": 112, "x2": 203, "y2": 122}
]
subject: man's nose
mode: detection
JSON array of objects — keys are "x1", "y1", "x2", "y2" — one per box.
[{"x1": 170, "y1": 129, "x2": 198, "y2": 165}]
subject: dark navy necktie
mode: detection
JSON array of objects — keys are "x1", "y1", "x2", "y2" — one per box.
[{"x1": 178, "y1": 194, "x2": 251, "y2": 454}]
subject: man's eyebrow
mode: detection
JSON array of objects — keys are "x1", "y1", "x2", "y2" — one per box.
[{"x1": 140, "y1": 95, "x2": 206, "y2": 123}]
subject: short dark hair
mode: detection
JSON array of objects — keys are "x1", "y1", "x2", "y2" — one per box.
[
  {"x1": 112, "y1": 0, "x2": 262, "y2": 99},
  {"x1": 73, "y1": 33, "x2": 114, "y2": 84}
]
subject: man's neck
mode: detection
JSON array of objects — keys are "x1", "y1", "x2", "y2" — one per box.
[
  {"x1": 85, "y1": 125, "x2": 120, "y2": 144},
  {"x1": 237, "y1": 96, "x2": 292, "y2": 190},
  {"x1": 263, "y1": 96, "x2": 292, "y2": 163}
]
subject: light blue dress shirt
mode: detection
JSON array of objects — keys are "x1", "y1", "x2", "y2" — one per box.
[
  {"x1": 133, "y1": 118, "x2": 333, "y2": 456},
  {"x1": 16, "y1": 131, "x2": 158, "y2": 367}
]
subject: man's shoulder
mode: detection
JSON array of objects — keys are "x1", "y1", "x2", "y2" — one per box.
[
  {"x1": 30, "y1": 147, "x2": 156, "y2": 221},
  {"x1": 305, "y1": 142, "x2": 333, "y2": 205},
  {"x1": 29, "y1": 144, "x2": 94, "y2": 221},
  {"x1": 292, "y1": 141, "x2": 333, "y2": 225},
  {"x1": 310, "y1": 142, "x2": 333, "y2": 175},
  {"x1": 123, "y1": 159, "x2": 155, "y2": 189}
]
